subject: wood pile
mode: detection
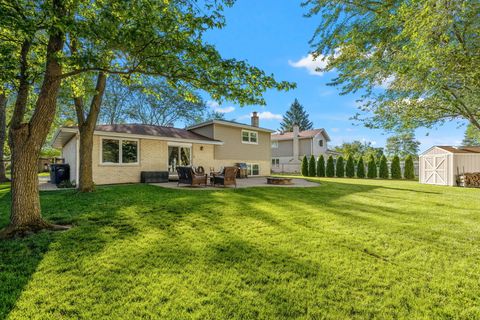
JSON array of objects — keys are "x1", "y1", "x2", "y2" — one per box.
[{"x1": 457, "y1": 173, "x2": 480, "y2": 188}]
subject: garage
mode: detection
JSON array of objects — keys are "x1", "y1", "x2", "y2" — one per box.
[{"x1": 419, "y1": 146, "x2": 480, "y2": 186}]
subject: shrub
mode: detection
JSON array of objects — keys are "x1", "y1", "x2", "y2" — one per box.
[
  {"x1": 345, "y1": 155, "x2": 355, "y2": 178},
  {"x1": 367, "y1": 155, "x2": 377, "y2": 178},
  {"x1": 326, "y1": 155, "x2": 335, "y2": 177},
  {"x1": 308, "y1": 155, "x2": 316, "y2": 177},
  {"x1": 391, "y1": 155, "x2": 402, "y2": 179},
  {"x1": 404, "y1": 155, "x2": 415, "y2": 179},
  {"x1": 378, "y1": 155, "x2": 389, "y2": 179},
  {"x1": 316, "y1": 155, "x2": 325, "y2": 177},
  {"x1": 301, "y1": 155, "x2": 308, "y2": 176},
  {"x1": 356, "y1": 157, "x2": 365, "y2": 178},
  {"x1": 336, "y1": 156, "x2": 345, "y2": 177}
]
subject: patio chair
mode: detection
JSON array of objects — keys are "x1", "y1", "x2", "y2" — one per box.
[
  {"x1": 176, "y1": 166, "x2": 207, "y2": 187},
  {"x1": 213, "y1": 166, "x2": 238, "y2": 188}
]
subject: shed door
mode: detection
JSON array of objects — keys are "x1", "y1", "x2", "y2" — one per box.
[{"x1": 423, "y1": 155, "x2": 448, "y2": 185}]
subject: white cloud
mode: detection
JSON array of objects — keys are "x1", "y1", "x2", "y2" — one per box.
[
  {"x1": 331, "y1": 128, "x2": 340, "y2": 132},
  {"x1": 238, "y1": 111, "x2": 282, "y2": 121},
  {"x1": 206, "y1": 100, "x2": 235, "y2": 113},
  {"x1": 288, "y1": 54, "x2": 329, "y2": 76}
]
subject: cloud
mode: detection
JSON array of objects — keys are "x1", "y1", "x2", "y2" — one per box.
[
  {"x1": 206, "y1": 100, "x2": 235, "y2": 113},
  {"x1": 239, "y1": 111, "x2": 282, "y2": 121},
  {"x1": 331, "y1": 128, "x2": 340, "y2": 132},
  {"x1": 288, "y1": 54, "x2": 329, "y2": 76}
]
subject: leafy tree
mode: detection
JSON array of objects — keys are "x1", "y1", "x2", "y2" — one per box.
[
  {"x1": 279, "y1": 99, "x2": 313, "y2": 132},
  {"x1": 334, "y1": 140, "x2": 383, "y2": 161},
  {"x1": 385, "y1": 130, "x2": 420, "y2": 158},
  {"x1": 0, "y1": 91, "x2": 7, "y2": 182},
  {"x1": 356, "y1": 157, "x2": 365, "y2": 178},
  {"x1": 336, "y1": 156, "x2": 345, "y2": 177},
  {"x1": 316, "y1": 155, "x2": 325, "y2": 177},
  {"x1": 379, "y1": 155, "x2": 389, "y2": 179},
  {"x1": 308, "y1": 155, "x2": 316, "y2": 177},
  {"x1": 326, "y1": 155, "x2": 335, "y2": 177},
  {"x1": 345, "y1": 155, "x2": 355, "y2": 178},
  {"x1": 305, "y1": 0, "x2": 480, "y2": 132},
  {"x1": 367, "y1": 155, "x2": 377, "y2": 179},
  {"x1": 391, "y1": 156, "x2": 402, "y2": 179},
  {"x1": 190, "y1": 110, "x2": 226, "y2": 125},
  {"x1": 404, "y1": 155, "x2": 415, "y2": 179},
  {"x1": 462, "y1": 124, "x2": 480, "y2": 146},
  {"x1": 301, "y1": 155, "x2": 308, "y2": 176},
  {"x1": 99, "y1": 76, "x2": 134, "y2": 125}
]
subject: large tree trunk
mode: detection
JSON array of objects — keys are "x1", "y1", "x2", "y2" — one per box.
[{"x1": 0, "y1": 92, "x2": 8, "y2": 182}]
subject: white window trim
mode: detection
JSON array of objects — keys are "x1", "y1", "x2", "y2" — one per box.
[
  {"x1": 100, "y1": 137, "x2": 140, "y2": 166},
  {"x1": 271, "y1": 141, "x2": 278, "y2": 148},
  {"x1": 271, "y1": 158, "x2": 280, "y2": 167},
  {"x1": 247, "y1": 163, "x2": 260, "y2": 176},
  {"x1": 167, "y1": 144, "x2": 193, "y2": 171},
  {"x1": 241, "y1": 130, "x2": 259, "y2": 145}
]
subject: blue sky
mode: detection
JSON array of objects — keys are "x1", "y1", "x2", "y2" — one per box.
[{"x1": 200, "y1": 0, "x2": 467, "y2": 152}]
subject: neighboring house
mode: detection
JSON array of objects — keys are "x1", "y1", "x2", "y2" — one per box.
[
  {"x1": 52, "y1": 112, "x2": 272, "y2": 185},
  {"x1": 271, "y1": 125, "x2": 333, "y2": 173}
]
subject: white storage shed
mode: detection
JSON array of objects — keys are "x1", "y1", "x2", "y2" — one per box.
[{"x1": 419, "y1": 146, "x2": 480, "y2": 186}]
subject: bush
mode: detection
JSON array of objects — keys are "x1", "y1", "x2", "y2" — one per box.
[
  {"x1": 316, "y1": 155, "x2": 325, "y2": 177},
  {"x1": 345, "y1": 155, "x2": 355, "y2": 178},
  {"x1": 391, "y1": 155, "x2": 402, "y2": 179},
  {"x1": 326, "y1": 155, "x2": 335, "y2": 177},
  {"x1": 301, "y1": 155, "x2": 308, "y2": 176},
  {"x1": 356, "y1": 157, "x2": 365, "y2": 178},
  {"x1": 308, "y1": 155, "x2": 316, "y2": 177},
  {"x1": 367, "y1": 155, "x2": 377, "y2": 178},
  {"x1": 404, "y1": 155, "x2": 415, "y2": 179},
  {"x1": 336, "y1": 156, "x2": 345, "y2": 177},
  {"x1": 378, "y1": 155, "x2": 389, "y2": 179}
]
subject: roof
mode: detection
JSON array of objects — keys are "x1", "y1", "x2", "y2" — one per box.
[
  {"x1": 186, "y1": 119, "x2": 275, "y2": 133},
  {"x1": 272, "y1": 129, "x2": 331, "y2": 142},
  {"x1": 422, "y1": 146, "x2": 480, "y2": 155}
]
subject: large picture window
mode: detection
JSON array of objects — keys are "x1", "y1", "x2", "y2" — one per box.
[
  {"x1": 242, "y1": 130, "x2": 258, "y2": 144},
  {"x1": 101, "y1": 138, "x2": 138, "y2": 164}
]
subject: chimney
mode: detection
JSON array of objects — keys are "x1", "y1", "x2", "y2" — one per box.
[
  {"x1": 292, "y1": 124, "x2": 300, "y2": 162},
  {"x1": 251, "y1": 111, "x2": 259, "y2": 127}
]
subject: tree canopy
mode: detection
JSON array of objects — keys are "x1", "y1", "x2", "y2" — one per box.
[
  {"x1": 334, "y1": 140, "x2": 383, "y2": 161},
  {"x1": 462, "y1": 124, "x2": 480, "y2": 146},
  {"x1": 385, "y1": 130, "x2": 420, "y2": 158},
  {"x1": 280, "y1": 99, "x2": 313, "y2": 132}
]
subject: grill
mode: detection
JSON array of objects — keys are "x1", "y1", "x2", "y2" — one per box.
[{"x1": 235, "y1": 163, "x2": 248, "y2": 179}]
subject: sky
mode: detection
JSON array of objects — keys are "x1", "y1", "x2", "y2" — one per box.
[{"x1": 200, "y1": 0, "x2": 467, "y2": 152}]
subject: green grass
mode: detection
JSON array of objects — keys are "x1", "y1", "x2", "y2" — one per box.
[{"x1": 1, "y1": 179, "x2": 480, "y2": 319}]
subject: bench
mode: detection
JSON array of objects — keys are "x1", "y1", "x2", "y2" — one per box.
[{"x1": 141, "y1": 171, "x2": 169, "y2": 183}]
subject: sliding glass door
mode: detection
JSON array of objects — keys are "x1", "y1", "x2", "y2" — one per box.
[{"x1": 168, "y1": 145, "x2": 191, "y2": 173}]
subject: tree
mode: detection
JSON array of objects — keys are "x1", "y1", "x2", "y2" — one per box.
[
  {"x1": 385, "y1": 130, "x2": 420, "y2": 158},
  {"x1": 98, "y1": 76, "x2": 132, "y2": 125},
  {"x1": 190, "y1": 110, "x2": 226, "y2": 125},
  {"x1": 305, "y1": 0, "x2": 480, "y2": 131},
  {"x1": 308, "y1": 155, "x2": 316, "y2": 177},
  {"x1": 336, "y1": 156, "x2": 345, "y2": 177},
  {"x1": 462, "y1": 124, "x2": 480, "y2": 146},
  {"x1": 301, "y1": 155, "x2": 308, "y2": 176},
  {"x1": 391, "y1": 156, "x2": 402, "y2": 179},
  {"x1": 367, "y1": 155, "x2": 377, "y2": 179},
  {"x1": 0, "y1": 91, "x2": 7, "y2": 182},
  {"x1": 356, "y1": 157, "x2": 365, "y2": 178},
  {"x1": 379, "y1": 155, "x2": 389, "y2": 179},
  {"x1": 345, "y1": 155, "x2": 355, "y2": 178},
  {"x1": 316, "y1": 155, "x2": 325, "y2": 177},
  {"x1": 279, "y1": 99, "x2": 313, "y2": 132},
  {"x1": 326, "y1": 155, "x2": 335, "y2": 177},
  {"x1": 404, "y1": 155, "x2": 415, "y2": 179},
  {"x1": 334, "y1": 140, "x2": 383, "y2": 161}
]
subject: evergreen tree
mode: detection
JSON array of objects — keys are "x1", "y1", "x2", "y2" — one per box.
[
  {"x1": 404, "y1": 155, "x2": 415, "y2": 179},
  {"x1": 279, "y1": 99, "x2": 313, "y2": 132},
  {"x1": 356, "y1": 157, "x2": 366, "y2": 178},
  {"x1": 316, "y1": 155, "x2": 325, "y2": 177},
  {"x1": 345, "y1": 155, "x2": 355, "y2": 178},
  {"x1": 336, "y1": 156, "x2": 345, "y2": 177},
  {"x1": 379, "y1": 155, "x2": 389, "y2": 179},
  {"x1": 301, "y1": 155, "x2": 308, "y2": 176},
  {"x1": 367, "y1": 155, "x2": 377, "y2": 178},
  {"x1": 308, "y1": 155, "x2": 316, "y2": 177},
  {"x1": 391, "y1": 155, "x2": 402, "y2": 179},
  {"x1": 326, "y1": 155, "x2": 335, "y2": 177}
]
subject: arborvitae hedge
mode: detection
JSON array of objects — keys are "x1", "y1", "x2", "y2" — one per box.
[
  {"x1": 326, "y1": 155, "x2": 335, "y2": 177},
  {"x1": 316, "y1": 155, "x2": 325, "y2": 177},
  {"x1": 346, "y1": 155, "x2": 355, "y2": 178},
  {"x1": 367, "y1": 155, "x2": 377, "y2": 178},
  {"x1": 356, "y1": 157, "x2": 365, "y2": 178},
  {"x1": 404, "y1": 155, "x2": 415, "y2": 179},
  {"x1": 379, "y1": 155, "x2": 389, "y2": 179},
  {"x1": 391, "y1": 155, "x2": 402, "y2": 179},
  {"x1": 301, "y1": 155, "x2": 308, "y2": 176},
  {"x1": 308, "y1": 155, "x2": 316, "y2": 177},
  {"x1": 336, "y1": 156, "x2": 345, "y2": 177}
]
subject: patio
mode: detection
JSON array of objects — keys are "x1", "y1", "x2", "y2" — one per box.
[{"x1": 151, "y1": 177, "x2": 320, "y2": 189}]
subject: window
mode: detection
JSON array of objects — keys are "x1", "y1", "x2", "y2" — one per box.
[
  {"x1": 319, "y1": 139, "x2": 324, "y2": 147},
  {"x1": 271, "y1": 141, "x2": 278, "y2": 148},
  {"x1": 101, "y1": 138, "x2": 138, "y2": 164},
  {"x1": 247, "y1": 163, "x2": 260, "y2": 176},
  {"x1": 271, "y1": 158, "x2": 280, "y2": 167},
  {"x1": 168, "y1": 145, "x2": 192, "y2": 173},
  {"x1": 242, "y1": 130, "x2": 258, "y2": 144}
]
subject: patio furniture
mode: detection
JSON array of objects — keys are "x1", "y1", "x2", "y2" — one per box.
[
  {"x1": 267, "y1": 177, "x2": 293, "y2": 185},
  {"x1": 176, "y1": 166, "x2": 208, "y2": 187},
  {"x1": 141, "y1": 171, "x2": 169, "y2": 183},
  {"x1": 213, "y1": 166, "x2": 238, "y2": 188},
  {"x1": 195, "y1": 166, "x2": 205, "y2": 174},
  {"x1": 235, "y1": 163, "x2": 248, "y2": 178}
]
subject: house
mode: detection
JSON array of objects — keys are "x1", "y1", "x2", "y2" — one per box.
[
  {"x1": 52, "y1": 112, "x2": 273, "y2": 185},
  {"x1": 271, "y1": 125, "x2": 334, "y2": 172},
  {"x1": 419, "y1": 146, "x2": 480, "y2": 186}
]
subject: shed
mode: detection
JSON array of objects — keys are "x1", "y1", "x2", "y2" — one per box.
[{"x1": 419, "y1": 146, "x2": 480, "y2": 186}]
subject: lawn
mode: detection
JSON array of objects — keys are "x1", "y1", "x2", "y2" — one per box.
[{"x1": 1, "y1": 179, "x2": 480, "y2": 319}]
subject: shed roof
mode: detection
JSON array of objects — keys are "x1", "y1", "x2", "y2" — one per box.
[{"x1": 422, "y1": 146, "x2": 480, "y2": 155}]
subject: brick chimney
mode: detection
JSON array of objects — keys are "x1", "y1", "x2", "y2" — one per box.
[{"x1": 251, "y1": 111, "x2": 259, "y2": 127}]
